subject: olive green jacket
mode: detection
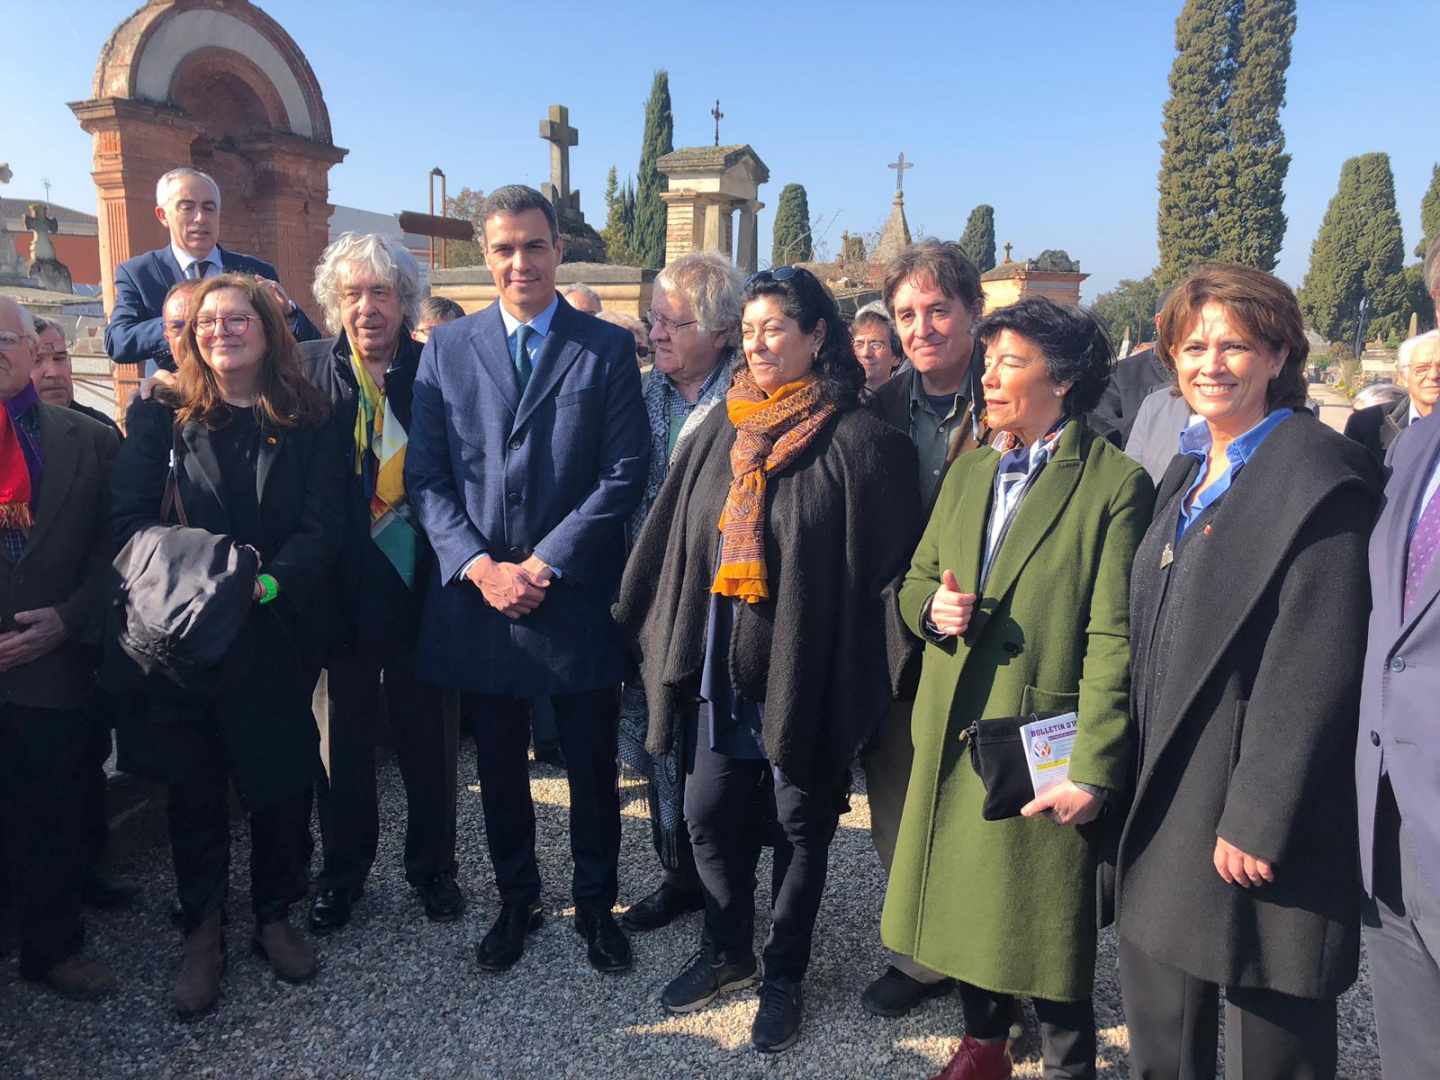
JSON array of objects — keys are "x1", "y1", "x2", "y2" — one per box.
[{"x1": 880, "y1": 420, "x2": 1154, "y2": 1001}]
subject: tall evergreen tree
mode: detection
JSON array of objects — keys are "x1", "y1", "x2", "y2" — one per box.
[
  {"x1": 1417, "y1": 162, "x2": 1440, "y2": 257},
  {"x1": 632, "y1": 70, "x2": 674, "y2": 269},
  {"x1": 1298, "y1": 153, "x2": 1407, "y2": 346},
  {"x1": 771, "y1": 184, "x2": 813, "y2": 265},
  {"x1": 958, "y1": 205, "x2": 997, "y2": 272},
  {"x1": 1156, "y1": 0, "x2": 1231, "y2": 286},
  {"x1": 601, "y1": 166, "x2": 635, "y2": 265},
  {"x1": 1214, "y1": 0, "x2": 1294, "y2": 270}
]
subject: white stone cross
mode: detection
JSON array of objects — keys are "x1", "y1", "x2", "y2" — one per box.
[{"x1": 539, "y1": 105, "x2": 579, "y2": 201}]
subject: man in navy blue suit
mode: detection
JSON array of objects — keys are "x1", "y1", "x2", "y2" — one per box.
[
  {"x1": 103, "y1": 167, "x2": 319, "y2": 370},
  {"x1": 406, "y1": 185, "x2": 649, "y2": 976},
  {"x1": 1358, "y1": 407, "x2": 1440, "y2": 1077}
]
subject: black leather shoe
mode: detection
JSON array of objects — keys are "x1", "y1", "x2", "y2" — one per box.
[
  {"x1": 752, "y1": 978, "x2": 804, "y2": 1053},
  {"x1": 574, "y1": 905, "x2": 632, "y2": 973},
  {"x1": 621, "y1": 883, "x2": 704, "y2": 933},
  {"x1": 416, "y1": 872, "x2": 465, "y2": 923},
  {"x1": 307, "y1": 885, "x2": 362, "y2": 935},
  {"x1": 81, "y1": 871, "x2": 139, "y2": 911},
  {"x1": 476, "y1": 901, "x2": 543, "y2": 972},
  {"x1": 861, "y1": 965, "x2": 955, "y2": 1018}
]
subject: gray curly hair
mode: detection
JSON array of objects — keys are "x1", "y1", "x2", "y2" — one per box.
[
  {"x1": 654, "y1": 252, "x2": 743, "y2": 347},
  {"x1": 312, "y1": 232, "x2": 422, "y2": 336}
]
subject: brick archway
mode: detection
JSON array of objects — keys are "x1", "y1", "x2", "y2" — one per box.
[{"x1": 71, "y1": 0, "x2": 346, "y2": 328}]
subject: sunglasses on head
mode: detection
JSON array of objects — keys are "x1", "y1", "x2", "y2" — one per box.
[{"x1": 746, "y1": 266, "x2": 801, "y2": 287}]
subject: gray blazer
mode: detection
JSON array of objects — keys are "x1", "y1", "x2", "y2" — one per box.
[
  {"x1": 1358, "y1": 413, "x2": 1440, "y2": 897},
  {"x1": 1123, "y1": 386, "x2": 1193, "y2": 484}
]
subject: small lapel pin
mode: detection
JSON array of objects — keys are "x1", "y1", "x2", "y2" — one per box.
[
  {"x1": 1159, "y1": 543, "x2": 1174, "y2": 569},
  {"x1": 1202, "y1": 523, "x2": 1213, "y2": 537},
  {"x1": 266, "y1": 435, "x2": 279, "y2": 445}
]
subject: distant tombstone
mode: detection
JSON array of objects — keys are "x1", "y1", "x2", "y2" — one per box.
[
  {"x1": 24, "y1": 203, "x2": 73, "y2": 293},
  {"x1": 656, "y1": 145, "x2": 769, "y2": 272}
]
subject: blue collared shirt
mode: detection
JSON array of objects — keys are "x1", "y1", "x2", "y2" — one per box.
[
  {"x1": 1176, "y1": 408, "x2": 1293, "y2": 539},
  {"x1": 499, "y1": 294, "x2": 559, "y2": 369},
  {"x1": 170, "y1": 242, "x2": 223, "y2": 280}
]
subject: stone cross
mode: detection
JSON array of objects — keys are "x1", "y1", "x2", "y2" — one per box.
[
  {"x1": 711, "y1": 100, "x2": 724, "y2": 147},
  {"x1": 539, "y1": 105, "x2": 579, "y2": 203},
  {"x1": 888, "y1": 151, "x2": 912, "y2": 195},
  {"x1": 1004, "y1": 241, "x2": 1013, "y2": 262}
]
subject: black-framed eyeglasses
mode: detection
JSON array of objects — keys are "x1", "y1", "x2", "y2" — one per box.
[
  {"x1": 646, "y1": 309, "x2": 697, "y2": 334},
  {"x1": 636, "y1": 345, "x2": 653, "y2": 359},
  {"x1": 746, "y1": 266, "x2": 801, "y2": 287}
]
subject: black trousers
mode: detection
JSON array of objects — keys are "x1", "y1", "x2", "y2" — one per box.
[
  {"x1": 1118, "y1": 937, "x2": 1338, "y2": 1080},
  {"x1": 465, "y1": 687, "x2": 621, "y2": 908},
  {"x1": 1364, "y1": 776, "x2": 1440, "y2": 1078},
  {"x1": 168, "y1": 727, "x2": 310, "y2": 933},
  {"x1": 684, "y1": 733, "x2": 843, "y2": 983},
  {"x1": 956, "y1": 981, "x2": 1096, "y2": 1080},
  {"x1": 81, "y1": 700, "x2": 114, "y2": 873},
  {"x1": 315, "y1": 655, "x2": 458, "y2": 891},
  {"x1": 0, "y1": 704, "x2": 89, "y2": 977},
  {"x1": 660, "y1": 817, "x2": 700, "y2": 894}
]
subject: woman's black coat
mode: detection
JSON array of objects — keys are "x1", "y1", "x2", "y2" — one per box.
[
  {"x1": 110, "y1": 395, "x2": 347, "y2": 809},
  {"x1": 1117, "y1": 411, "x2": 1381, "y2": 999},
  {"x1": 613, "y1": 402, "x2": 923, "y2": 789}
]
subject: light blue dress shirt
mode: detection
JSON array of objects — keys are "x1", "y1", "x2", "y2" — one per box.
[
  {"x1": 1176, "y1": 408, "x2": 1293, "y2": 539},
  {"x1": 498, "y1": 295, "x2": 558, "y2": 371},
  {"x1": 170, "y1": 242, "x2": 223, "y2": 279}
]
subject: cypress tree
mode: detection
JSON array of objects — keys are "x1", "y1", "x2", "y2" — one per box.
[
  {"x1": 1298, "y1": 153, "x2": 1407, "y2": 346},
  {"x1": 958, "y1": 205, "x2": 997, "y2": 272},
  {"x1": 1417, "y1": 162, "x2": 1440, "y2": 256},
  {"x1": 771, "y1": 184, "x2": 813, "y2": 265},
  {"x1": 601, "y1": 166, "x2": 634, "y2": 264},
  {"x1": 1156, "y1": 0, "x2": 1231, "y2": 286},
  {"x1": 632, "y1": 70, "x2": 674, "y2": 269},
  {"x1": 1214, "y1": 0, "x2": 1294, "y2": 270}
]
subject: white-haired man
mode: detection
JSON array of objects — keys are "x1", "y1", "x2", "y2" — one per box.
[
  {"x1": 561, "y1": 283, "x2": 603, "y2": 315},
  {"x1": 105, "y1": 167, "x2": 319, "y2": 371},
  {"x1": 299, "y1": 233, "x2": 463, "y2": 934},
  {"x1": 1345, "y1": 330, "x2": 1440, "y2": 462}
]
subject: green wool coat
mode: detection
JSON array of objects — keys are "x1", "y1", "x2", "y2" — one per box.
[{"x1": 881, "y1": 421, "x2": 1154, "y2": 1002}]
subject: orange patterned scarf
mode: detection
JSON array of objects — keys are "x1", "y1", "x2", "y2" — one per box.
[{"x1": 713, "y1": 369, "x2": 836, "y2": 603}]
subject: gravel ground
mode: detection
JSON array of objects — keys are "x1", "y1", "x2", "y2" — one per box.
[{"x1": 0, "y1": 754, "x2": 1381, "y2": 1079}]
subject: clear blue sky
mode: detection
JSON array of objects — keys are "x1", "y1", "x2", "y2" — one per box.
[{"x1": 3, "y1": 0, "x2": 1434, "y2": 300}]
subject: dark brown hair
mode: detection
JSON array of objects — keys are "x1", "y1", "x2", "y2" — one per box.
[
  {"x1": 166, "y1": 273, "x2": 330, "y2": 429},
  {"x1": 882, "y1": 241, "x2": 983, "y2": 320},
  {"x1": 1156, "y1": 264, "x2": 1309, "y2": 411}
]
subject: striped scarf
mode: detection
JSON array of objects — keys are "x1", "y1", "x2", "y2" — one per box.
[
  {"x1": 712, "y1": 369, "x2": 836, "y2": 603},
  {"x1": 350, "y1": 347, "x2": 417, "y2": 587}
]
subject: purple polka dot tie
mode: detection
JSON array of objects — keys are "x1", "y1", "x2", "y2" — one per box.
[{"x1": 1405, "y1": 486, "x2": 1440, "y2": 618}]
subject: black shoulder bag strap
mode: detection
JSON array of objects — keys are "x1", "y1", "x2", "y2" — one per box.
[{"x1": 160, "y1": 423, "x2": 190, "y2": 527}]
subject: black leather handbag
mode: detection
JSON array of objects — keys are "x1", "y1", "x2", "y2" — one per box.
[{"x1": 963, "y1": 711, "x2": 1068, "y2": 821}]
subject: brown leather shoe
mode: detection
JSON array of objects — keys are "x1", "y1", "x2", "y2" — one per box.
[
  {"x1": 251, "y1": 919, "x2": 317, "y2": 984},
  {"x1": 931, "y1": 1035, "x2": 1012, "y2": 1080},
  {"x1": 174, "y1": 912, "x2": 225, "y2": 1019},
  {"x1": 33, "y1": 953, "x2": 118, "y2": 1001}
]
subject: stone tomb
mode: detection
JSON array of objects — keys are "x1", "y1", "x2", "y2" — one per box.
[{"x1": 656, "y1": 145, "x2": 769, "y2": 272}]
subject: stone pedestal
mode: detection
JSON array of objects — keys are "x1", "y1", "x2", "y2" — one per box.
[{"x1": 655, "y1": 145, "x2": 769, "y2": 269}]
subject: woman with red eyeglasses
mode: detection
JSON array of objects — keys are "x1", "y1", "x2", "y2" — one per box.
[{"x1": 111, "y1": 273, "x2": 345, "y2": 1019}]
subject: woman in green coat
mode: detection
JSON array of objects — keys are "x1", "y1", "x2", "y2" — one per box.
[{"x1": 882, "y1": 298, "x2": 1154, "y2": 1080}]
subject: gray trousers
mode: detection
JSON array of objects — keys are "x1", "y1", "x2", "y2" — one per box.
[
  {"x1": 1365, "y1": 777, "x2": 1440, "y2": 1080},
  {"x1": 861, "y1": 699, "x2": 945, "y2": 984}
]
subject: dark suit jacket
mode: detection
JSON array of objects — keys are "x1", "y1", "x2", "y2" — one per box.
[
  {"x1": 104, "y1": 245, "x2": 320, "y2": 369},
  {"x1": 405, "y1": 295, "x2": 649, "y2": 696},
  {"x1": 1087, "y1": 348, "x2": 1169, "y2": 445},
  {"x1": 300, "y1": 330, "x2": 432, "y2": 660},
  {"x1": 1343, "y1": 397, "x2": 1411, "y2": 463},
  {"x1": 1120, "y1": 412, "x2": 1380, "y2": 998},
  {"x1": 1358, "y1": 413, "x2": 1440, "y2": 898},
  {"x1": 69, "y1": 399, "x2": 121, "y2": 437},
  {"x1": 0, "y1": 405, "x2": 119, "y2": 710},
  {"x1": 110, "y1": 396, "x2": 346, "y2": 807},
  {"x1": 871, "y1": 364, "x2": 990, "y2": 510}
]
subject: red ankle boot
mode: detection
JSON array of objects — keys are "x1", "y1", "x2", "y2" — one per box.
[{"x1": 930, "y1": 1034, "x2": 1013, "y2": 1080}]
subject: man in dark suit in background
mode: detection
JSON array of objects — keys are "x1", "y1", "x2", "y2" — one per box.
[
  {"x1": 103, "y1": 167, "x2": 319, "y2": 371},
  {"x1": 0, "y1": 297, "x2": 122, "y2": 1000},
  {"x1": 406, "y1": 185, "x2": 649, "y2": 976},
  {"x1": 1345, "y1": 331, "x2": 1440, "y2": 462},
  {"x1": 1357, "y1": 409, "x2": 1440, "y2": 1077},
  {"x1": 1086, "y1": 289, "x2": 1172, "y2": 445}
]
